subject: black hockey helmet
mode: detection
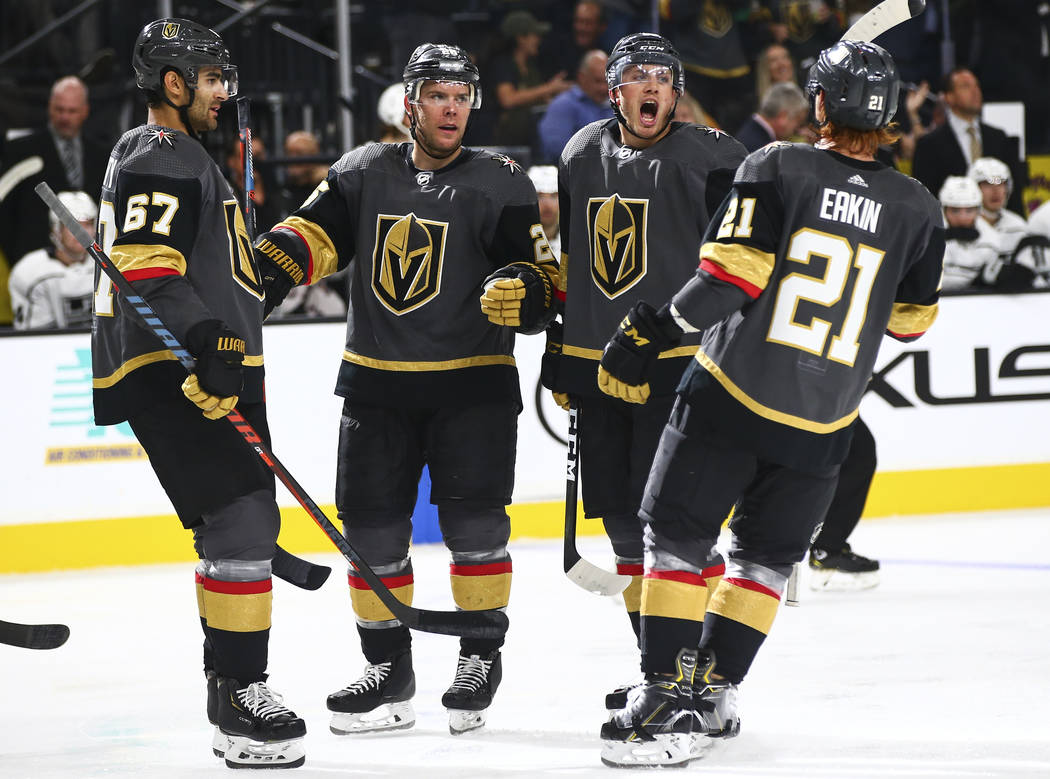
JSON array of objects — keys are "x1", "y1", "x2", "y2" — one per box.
[
  {"x1": 133, "y1": 18, "x2": 238, "y2": 97},
  {"x1": 606, "y1": 33, "x2": 685, "y2": 95},
  {"x1": 403, "y1": 43, "x2": 481, "y2": 109},
  {"x1": 806, "y1": 40, "x2": 899, "y2": 130}
]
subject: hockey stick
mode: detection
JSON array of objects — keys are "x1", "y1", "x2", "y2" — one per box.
[
  {"x1": 0, "y1": 619, "x2": 69, "y2": 650},
  {"x1": 563, "y1": 402, "x2": 631, "y2": 596},
  {"x1": 37, "y1": 182, "x2": 507, "y2": 640},
  {"x1": 841, "y1": 0, "x2": 926, "y2": 43}
]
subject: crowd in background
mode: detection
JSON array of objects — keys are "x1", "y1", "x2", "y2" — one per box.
[{"x1": 2, "y1": 0, "x2": 1050, "y2": 329}]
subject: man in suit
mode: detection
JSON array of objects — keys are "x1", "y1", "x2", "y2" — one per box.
[
  {"x1": 734, "y1": 82, "x2": 809, "y2": 153},
  {"x1": 0, "y1": 76, "x2": 110, "y2": 266},
  {"x1": 912, "y1": 68, "x2": 1027, "y2": 215}
]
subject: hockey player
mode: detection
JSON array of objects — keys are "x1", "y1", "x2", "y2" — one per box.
[
  {"x1": 937, "y1": 175, "x2": 1006, "y2": 291},
  {"x1": 543, "y1": 33, "x2": 746, "y2": 665},
  {"x1": 597, "y1": 41, "x2": 944, "y2": 767},
  {"x1": 969, "y1": 157, "x2": 1045, "y2": 288},
  {"x1": 9, "y1": 190, "x2": 96, "y2": 330},
  {"x1": 91, "y1": 18, "x2": 305, "y2": 768},
  {"x1": 254, "y1": 43, "x2": 557, "y2": 736}
]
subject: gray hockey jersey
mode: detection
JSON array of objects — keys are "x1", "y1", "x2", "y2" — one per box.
[
  {"x1": 92, "y1": 125, "x2": 265, "y2": 424},
  {"x1": 671, "y1": 143, "x2": 944, "y2": 470},
  {"x1": 259, "y1": 142, "x2": 555, "y2": 408},
  {"x1": 554, "y1": 119, "x2": 747, "y2": 396}
]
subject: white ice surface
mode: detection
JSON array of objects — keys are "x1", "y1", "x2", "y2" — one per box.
[{"x1": 3, "y1": 509, "x2": 1049, "y2": 778}]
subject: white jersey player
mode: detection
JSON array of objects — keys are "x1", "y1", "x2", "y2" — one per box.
[
  {"x1": 969, "y1": 157, "x2": 1046, "y2": 287},
  {"x1": 8, "y1": 190, "x2": 97, "y2": 330},
  {"x1": 937, "y1": 176, "x2": 1001, "y2": 291}
]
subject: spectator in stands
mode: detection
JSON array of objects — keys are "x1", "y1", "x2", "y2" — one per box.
[
  {"x1": 754, "y1": 43, "x2": 797, "y2": 105},
  {"x1": 734, "y1": 82, "x2": 809, "y2": 153},
  {"x1": 540, "y1": 1, "x2": 609, "y2": 80},
  {"x1": 528, "y1": 165, "x2": 561, "y2": 258},
  {"x1": 937, "y1": 176, "x2": 1006, "y2": 291},
  {"x1": 0, "y1": 76, "x2": 109, "y2": 267},
  {"x1": 377, "y1": 83, "x2": 412, "y2": 143},
  {"x1": 969, "y1": 157, "x2": 1042, "y2": 290},
  {"x1": 492, "y1": 10, "x2": 573, "y2": 148},
  {"x1": 8, "y1": 190, "x2": 96, "y2": 330},
  {"x1": 536, "y1": 50, "x2": 613, "y2": 163},
  {"x1": 280, "y1": 130, "x2": 328, "y2": 213},
  {"x1": 225, "y1": 134, "x2": 284, "y2": 234},
  {"x1": 912, "y1": 69, "x2": 1027, "y2": 216},
  {"x1": 768, "y1": 0, "x2": 842, "y2": 75}
]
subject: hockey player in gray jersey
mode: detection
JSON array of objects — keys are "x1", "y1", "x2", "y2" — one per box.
[
  {"x1": 544, "y1": 32, "x2": 745, "y2": 668},
  {"x1": 255, "y1": 43, "x2": 557, "y2": 736},
  {"x1": 597, "y1": 41, "x2": 944, "y2": 767},
  {"x1": 91, "y1": 18, "x2": 305, "y2": 768}
]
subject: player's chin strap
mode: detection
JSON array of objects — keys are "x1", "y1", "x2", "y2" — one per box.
[
  {"x1": 611, "y1": 88, "x2": 680, "y2": 144},
  {"x1": 407, "y1": 104, "x2": 461, "y2": 161}
]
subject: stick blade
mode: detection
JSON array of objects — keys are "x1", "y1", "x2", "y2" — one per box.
[
  {"x1": 841, "y1": 0, "x2": 925, "y2": 43},
  {"x1": 271, "y1": 545, "x2": 331, "y2": 591},
  {"x1": 566, "y1": 558, "x2": 631, "y2": 596},
  {"x1": 0, "y1": 620, "x2": 70, "y2": 650},
  {"x1": 406, "y1": 607, "x2": 509, "y2": 640}
]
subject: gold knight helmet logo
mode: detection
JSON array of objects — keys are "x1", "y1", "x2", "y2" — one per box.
[
  {"x1": 587, "y1": 194, "x2": 648, "y2": 299},
  {"x1": 162, "y1": 22, "x2": 180, "y2": 39},
  {"x1": 371, "y1": 212, "x2": 448, "y2": 314}
]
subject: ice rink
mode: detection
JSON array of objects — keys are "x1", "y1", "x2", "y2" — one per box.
[{"x1": 3, "y1": 508, "x2": 1049, "y2": 778}]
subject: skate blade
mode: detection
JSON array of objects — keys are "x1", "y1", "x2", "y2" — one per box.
[
  {"x1": 808, "y1": 569, "x2": 879, "y2": 591},
  {"x1": 447, "y1": 708, "x2": 487, "y2": 735},
  {"x1": 329, "y1": 701, "x2": 415, "y2": 735},
  {"x1": 212, "y1": 725, "x2": 233, "y2": 757},
  {"x1": 600, "y1": 733, "x2": 692, "y2": 768},
  {"x1": 223, "y1": 734, "x2": 305, "y2": 769}
]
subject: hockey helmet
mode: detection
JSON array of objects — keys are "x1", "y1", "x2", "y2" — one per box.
[
  {"x1": 606, "y1": 33, "x2": 685, "y2": 95},
  {"x1": 806, "y1": 40, "x2": 898, "y2": 130},
  {"x1": 377, "y1": 83, "x2": 410, "y2": 136},
  {"x1": 968, "y1": 157, "x2": 1012, "y2": 196},
  {"x1": 402, "y1": 43, "x2": 481, "y2": 109},
  {"x1": 133, "y1": 18, "x2": 238, "y2": 97},
  {"x1": 527, "y1": 165, "x2": 558, "y2": 194},
  {"x1": 49, "y1": 190, "x2": 97, "y2": 249},
  {"x1": 938, "y1": 176, "x2": 982, "y2": 209}
]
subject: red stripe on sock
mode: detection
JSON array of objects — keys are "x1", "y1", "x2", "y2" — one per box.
[
  {"x1": 201, "y1": 577, "x2": 272, "y2": 595},
  {"x1": 617, "y1": 563, "x2": 644, "y2": 576},
  {"x1": 724, "y1": 576, "x2": 780, "y2": 600},
  {"x1": 346, "y1": 573, "x2": 413, "y2": 591},
  {"x1": 449, "y1": 561, "x2": 513, "y2": 576},
  {"x1": 645, "y1": 569, "x2": 706, "y2": 587}
]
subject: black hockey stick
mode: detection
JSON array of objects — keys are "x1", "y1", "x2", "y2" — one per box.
[
  {"x1": 37, "y1": 182, "x2": 506, "y2": 640},
  {"x1": 0, "y1": 619, "x2": 69, "y2": 650},
  {"x1": 563, "y1": 402, "x2": 631, "y2": 596}
]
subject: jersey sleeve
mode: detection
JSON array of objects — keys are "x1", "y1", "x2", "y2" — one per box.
[
  {"x1": 258, "y1": 160, "x2": 360, "y2": 286},
  {"x1": 887, "y1": 198, "x2": 944, "y2": 341},
  {"x1": 109, "y1": 168, "x2": 212, "y2": 341},
  {"x1": 487, "y1": 171, "x2": 559, "y2": 292}
]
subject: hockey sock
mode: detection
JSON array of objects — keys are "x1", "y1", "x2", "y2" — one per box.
[
  {"x1": 639, "y1": 560, "x2": 724, "y2": 675},
  {"x1": 356, "y1": 623, "x2": 412, "y2": 664},
  {"x1": 348, "y1": 559, "x2": 414, "y2": 662},
  {"x1": 618, "y1": 561, "x2": 644, "y2": 643},
  {"x1": 700, "y1": 572, "x2": 783, "y2": 684},
  {"x1": 195, "y1": 561, "x2": 271, "y2": 683}
]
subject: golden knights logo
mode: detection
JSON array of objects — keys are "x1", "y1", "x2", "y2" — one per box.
[
  {"x1": 162, "y1": 22, "x2": 181, "y2": 39},
  {"x1": 700, "y1": 1, "x2": 732, "y2": 38},
  {"x1": 371, "y1": 212, "x2": 448, "y2": 314},
  {"x1": 587, "y1": 194, "x2": 648, "y2": 299}
]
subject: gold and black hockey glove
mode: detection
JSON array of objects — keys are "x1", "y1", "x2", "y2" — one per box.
[
  {"x1": 182, "y1": 319, "x2": 246, "y2": 420},
  {"x1": 480, "y1": 262, "x2": 556, "y2": 335},
  {"x1": 598, "y1": 301, "x2": 682, "y2": 405},
  {"x1": 255, "y1": 229, "x2": 309, "y2": 316}
]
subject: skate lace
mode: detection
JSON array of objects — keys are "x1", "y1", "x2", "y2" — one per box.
[
  {"x1": 237, "y1": 682, "x2": 294, "y2": 721},
  {"x1": 341, "y1": 661, "x2": 391, "y2": 694},
  {"x1": 446, "y1": 654, "x2": 491, "y2": 694}
]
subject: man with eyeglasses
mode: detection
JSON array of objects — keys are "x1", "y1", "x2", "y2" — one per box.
[
  {"x1": 541, "y1": 30, "x2": 746, "y2": 720},
  {"x1": 253, "y1": 43, "x2": 558, "y2": 737}
]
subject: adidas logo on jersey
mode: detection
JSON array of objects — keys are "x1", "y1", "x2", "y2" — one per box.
[{"x1": 847, "y1": 174, "x2": 868, "y2": 188}]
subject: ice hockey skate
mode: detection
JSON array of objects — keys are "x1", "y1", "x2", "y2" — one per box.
[
  {"x1": 809, "y1": 544, "x2": 880, "y2": 591},
  {"x1": 599, "y1": 648, "x2": 698, "y2": 768},
  {"x1": 206, "y1": 670, "x2": 234, "y2": 758},
  {"x1": 604, "y1": 673, "x2": 644, "y2": 713},
  {"x1": 441, "y1": 649, "x2": 502, "y2": 735},
  {"x1": 688, "y1": 651, "x2": 740, "y2": 759},
  {"x1": 327, "y1": 652, "x2": 416, "y2": 734},
  {"x1": 216, "y1": 676, "x2": 306, "y2": 769}
]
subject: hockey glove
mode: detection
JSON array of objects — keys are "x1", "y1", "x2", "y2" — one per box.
[
  {"x1": 480, "y1": 262, "x2": 555, "y2": 334},
  {"x1": 255, "y1": 229, "x2": 309, "y2": 316},
  {"x1": 598, "y1": 301, "x2": 682, "y2": 405},
  {"x1": 552, "y1": 391, "x2": 571, "y2": 411},
  {"x1": 182, "y1": 319, "x2": 246, "y2": 420}
]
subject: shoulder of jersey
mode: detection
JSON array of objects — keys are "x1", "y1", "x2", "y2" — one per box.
[
  {"x1": 561, "y1": 119, "x2": 611, "y2": 163},
  {"x1": 8, "y1": 248, "x2": 57, "y2": 282},
  {"x1": 670, "y1": 123, "x2": 748, "y2": 161},
  {"x1": 120, "y1": 125, "x2": 210, "y2": 178},
  {"x1": 332, "y1": 140, "x2": 402, "y2": 175},
  {"x1": 734, "y1": 140, "x2": 793, "y2": 182}
]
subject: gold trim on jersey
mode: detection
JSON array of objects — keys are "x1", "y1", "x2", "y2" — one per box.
[
  {"x1": 562, "y1": 343, "x2": 697, "y2": 361},
  {"x1": 342, "y1": 350, "x2": 515, "y2": 372},
  {"x1": 695, "y1": 348, "x2": 859, "y2": 433},
  {"x1": 700, "y1": 242, "x2": 775, "y2": 291},
  {"x1": 888, "y1": 301, "x2": 938, "y2": 335},
  {"x1": 111, "y1": 244, "x2": 187, "y2": 276},
  {"x1": 93, "y1": 349, "x2": 264, "y2": 387},
  {"x1": 279, "y1": 215, "x2": 340, "y2": 283}
]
